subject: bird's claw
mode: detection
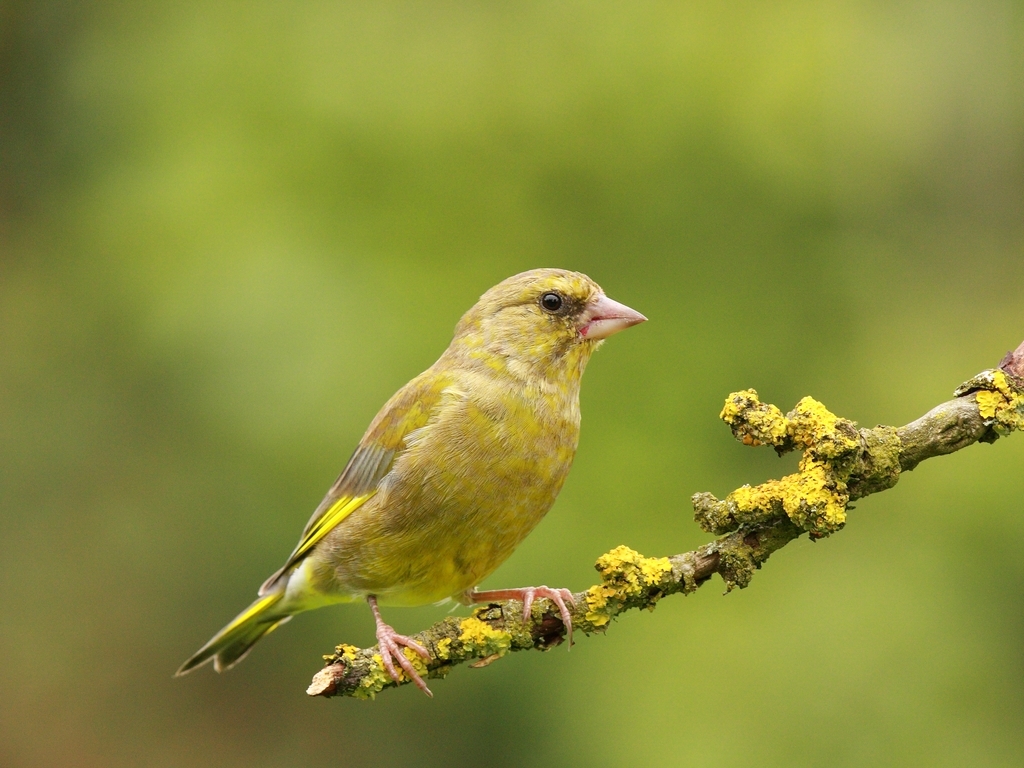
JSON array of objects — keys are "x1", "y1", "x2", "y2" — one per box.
[
  {"x1": 469, "y1": 585, "x2": 576, "y2": 647},
  {"x1": 368, "y1": 596, "x2": 433, "y2": 697},
  {"x1": 521, "y1": 586, "x2": 575, "y2": 647}
]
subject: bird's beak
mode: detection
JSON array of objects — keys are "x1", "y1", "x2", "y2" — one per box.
[{"x1": 578, "y1": 294, "x2": 647, "y2": 340}]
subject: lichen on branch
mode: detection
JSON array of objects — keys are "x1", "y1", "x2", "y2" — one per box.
[
  {"x1": 308, "y1": 340, "x2": 1024, "y2": 700},
  {"x1": 955, "y1": 369, "x2": 1024, "y2": 436},
  {"x1": 693, "y1": 391, "x2": 899, "y2": 538},
  {"x1": 583, "y1": 546, "x2": 674, "y2": 627}
]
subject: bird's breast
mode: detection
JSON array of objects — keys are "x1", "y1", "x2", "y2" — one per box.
[
  {"x1": 399, "y1": 375, "x2": 580, "y2": 521},
  {"x1": 322, "y1": 372, "x2": 581, "y2": 605}
]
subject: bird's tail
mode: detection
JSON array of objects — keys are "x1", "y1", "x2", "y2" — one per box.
[{"x1": 176, "y1": 592, "x2": 290, "y2": 676}]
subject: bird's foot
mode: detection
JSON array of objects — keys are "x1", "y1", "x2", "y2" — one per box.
[
  {"x1": 367, "y1": 595, "x2": 432, "y2": 697},
  {"x1": 467, "y1": 586, "x2": 576, "y2": 646}
]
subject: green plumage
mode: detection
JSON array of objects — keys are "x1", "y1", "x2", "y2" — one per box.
[{"x1": 177, "y1": 268, "x2": 644, "y2": 677}]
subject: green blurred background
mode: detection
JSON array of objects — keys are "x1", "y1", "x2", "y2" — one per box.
[{"x1": 3, "y1": 2, "x2": 1023, "y2": 766}]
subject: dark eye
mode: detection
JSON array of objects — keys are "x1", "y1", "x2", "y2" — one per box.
[{"x1": 540, "y1": 292, "x2": 564, "y2": 313}]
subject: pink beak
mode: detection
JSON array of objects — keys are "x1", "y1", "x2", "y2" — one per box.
[{"x1": 579, "y1": 294, "x2": 647, "y2": 340}]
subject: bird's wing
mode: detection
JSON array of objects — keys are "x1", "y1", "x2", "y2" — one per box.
[{"x1": 258, "y1": 369, "x2": 450, "y2": 595}]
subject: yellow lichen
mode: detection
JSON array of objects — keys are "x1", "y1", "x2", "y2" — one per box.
[
  {"x1": 782, "y1": 458, "x2": 848, "y2": 531},
  {"x1": 720, "y1": 389, "x2": 789, "y2": 447},
  {"x1": 584, "y1": 584, "x2": 618, "y2": 627},
  {"x1": 727, "y1": 456, "x2": 848, "y2": 536},
  {"x1": 435, "y1": 637, "x2": 453, "y2": 661},
  {"x1": 458, "y1": 616, "x2": 512, "y2": 658},
  {"x1": 788, "y1": 397, "x2": 838, "y2": 447},
  {"x1": 788, "y1": 397, "x2": 860, "y2": 459},
  {"x1": 354, "y1": 644, "x2": 431, "y2": 699},
  {"x1": 713, "y1": 392, "x2": 857, "y2": 536},
  {"x1": 594, "y1": 545, "x2": 673, "y2": 589},
  {"x1": 729, "y1": 482, "x2": 779, "y2": 515},
  {"x1": 719, "y1": 389, "x2": 755, "y2": 423},
  {"x1": 976, "y1": 389, "x2": 1002, "y2": 419},
  {"x1": 956, "y1": 369, "x2": 1024, "y2": 436},
  {"x1": 719, "y1": 391, "x2": 860, "y2": 464},
  {"x1": 977, "y1": 371, "x2": 1024, "y2": 435},
  {"x1": 325, "y1": 642, "x2": 361, "y2": 664},
  {"x1": 352, "y1": 653, "x2": 394, "y2": 700},
  {"x1": 402, "y1": 647, "x2": 429, "y2": 678},
  {"x1": 585, "y1": 545, "x2": 673, "y2": 626}
]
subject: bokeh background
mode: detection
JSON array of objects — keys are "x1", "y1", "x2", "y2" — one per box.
[{"x1": 3, "y1": 2, "x2": 1024, "y2": 766}]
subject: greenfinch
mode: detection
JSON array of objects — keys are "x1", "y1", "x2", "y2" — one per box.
[{"x1": 176, "y1": 268, "x2": 646, "y2": 695}]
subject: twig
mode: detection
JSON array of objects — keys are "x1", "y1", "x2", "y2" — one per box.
[{"x1": 308, "y1": 339, "x2": 1024, "y2": 699}]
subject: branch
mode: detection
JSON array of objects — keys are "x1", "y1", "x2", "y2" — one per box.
[{"x1": 308, "y1": 340, "x2": 1024, "y2": 699}]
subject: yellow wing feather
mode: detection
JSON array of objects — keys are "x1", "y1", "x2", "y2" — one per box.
[{"x1": 283, "y1": 492, "x2": 375, "y2": 570}]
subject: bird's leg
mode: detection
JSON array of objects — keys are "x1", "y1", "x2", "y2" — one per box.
[
  {"x1": 367, "y1": 595, "x2": 433, "y2": 697},
  {"x1": 466, "y1": 586, "x2": 576, "y2": 646}
]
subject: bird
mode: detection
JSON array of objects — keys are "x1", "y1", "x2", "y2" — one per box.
[{"x1": 176, "y1": 268, "x2": 646, "y2": 695}]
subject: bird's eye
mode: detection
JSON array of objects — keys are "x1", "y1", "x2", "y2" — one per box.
[{"x1": 540, "y1": 292, "x2": 564, "y2": 313}]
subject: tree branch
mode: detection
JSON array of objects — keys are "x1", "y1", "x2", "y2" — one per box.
[{"x1": 308, "y1": 340, "x2": 1024, "y2": 699}]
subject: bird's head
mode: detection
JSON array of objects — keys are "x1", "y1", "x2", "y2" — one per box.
[{"x1": 447, "y1": 268, "x2": 646, "y2": 384}]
